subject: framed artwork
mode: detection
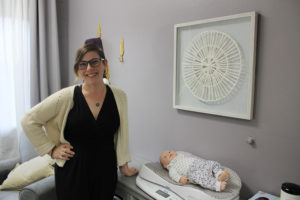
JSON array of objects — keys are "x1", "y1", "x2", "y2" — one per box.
[{"x1": 173, "y1": 12, "x2": 258, "y2": 120}]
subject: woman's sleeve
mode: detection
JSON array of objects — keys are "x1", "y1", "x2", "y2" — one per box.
[
  {"x1": 21, "y1": 91, "x2": 61, "y2": 156},
  {"x1": 114, "y1": 89, "x2": 131, "y2": 166}
]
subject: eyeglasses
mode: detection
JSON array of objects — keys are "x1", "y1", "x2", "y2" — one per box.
[{"x1": 78, "y1": 58, "x2": 104, "y2": 70}]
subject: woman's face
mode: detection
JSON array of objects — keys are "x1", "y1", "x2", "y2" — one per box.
[{"x1": 77, "y1": 51, "x2": 106, "y2": 85}]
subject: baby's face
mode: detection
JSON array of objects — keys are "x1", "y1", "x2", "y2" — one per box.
[{"x1": 160, "y1": 150, "x2": 177, "y2": 168}]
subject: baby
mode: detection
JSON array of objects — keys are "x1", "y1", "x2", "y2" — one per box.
[{"x1": 160, "y1": 150, "x2": 231, "y2": 192}]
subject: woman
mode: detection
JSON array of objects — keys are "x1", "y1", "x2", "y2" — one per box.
[{"x1": 21, "y1": 42, "x2": 137, "y2": 199}]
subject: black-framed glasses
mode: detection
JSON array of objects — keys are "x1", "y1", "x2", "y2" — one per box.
[{"x1": 78, "y1": 58, "x2": 104, "y2": 70}]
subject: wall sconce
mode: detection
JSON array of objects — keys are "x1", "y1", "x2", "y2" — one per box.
[
  {"x1": 97, "y1": 23, "x2": 101, "y2": 38},
  {"x1": 119, "y1": 38, "x2": 124, "y2": 62}
]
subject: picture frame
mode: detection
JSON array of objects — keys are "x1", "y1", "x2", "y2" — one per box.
[{"x1": 173, "y1": 11, "x2": 258, "y2": 120}]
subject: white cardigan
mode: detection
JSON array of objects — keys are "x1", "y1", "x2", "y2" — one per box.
[{"x1": 21, "y1": 85, "x2": 131, "y2": 167}]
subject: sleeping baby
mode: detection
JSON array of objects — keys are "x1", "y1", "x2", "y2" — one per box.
[{"x1": 160, "y1": 150, "x2": 231, "y2": 192}]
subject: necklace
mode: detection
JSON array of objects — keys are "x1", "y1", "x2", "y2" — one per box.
[{"x1": 82, "y1": 84, "x2": 105, "y2": 108}]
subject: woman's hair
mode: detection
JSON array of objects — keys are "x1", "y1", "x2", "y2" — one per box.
[{"x1": 73, "y1": 43, "x2": 106, "y2": 76}]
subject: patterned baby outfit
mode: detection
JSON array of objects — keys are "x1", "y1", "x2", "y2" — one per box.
[{"x1": 167, "y1": 151, "x2": 224, "y2": 191}]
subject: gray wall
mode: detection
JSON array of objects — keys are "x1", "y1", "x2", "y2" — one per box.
[{"x1": 57, "y1": 0, "x2": 300, "y2": 198}]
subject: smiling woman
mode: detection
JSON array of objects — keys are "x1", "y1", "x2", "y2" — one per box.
[{"x1": 21, "y1": 41, "x2": 138, "y2": 200}]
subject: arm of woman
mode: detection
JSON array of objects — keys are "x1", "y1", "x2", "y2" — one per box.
[
  {"x1": 111, "y1": 87, "x2": 138, "y2": 176},
  {"x1": 21, "y1": 90, "x2": 64, "y2": 156}
]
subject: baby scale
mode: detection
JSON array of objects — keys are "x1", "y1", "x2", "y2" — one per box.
[{"x1": 136, "y1": 162, "x2": 242, "y2": 200}]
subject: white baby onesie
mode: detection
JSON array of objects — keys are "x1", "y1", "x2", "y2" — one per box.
[{"x1": 166, "y1": 151, "x2": 223, "y2": 191}]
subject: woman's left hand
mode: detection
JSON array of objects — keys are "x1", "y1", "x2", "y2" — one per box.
[{"x1": 119, "y1": 162, "x2": 138, "y2": 176}]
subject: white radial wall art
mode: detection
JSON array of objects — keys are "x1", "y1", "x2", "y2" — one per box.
[
  {"x1": 182, "y1": 30, "x2": 242, "y2": 104},
  {"x1": 173, "y1": 12, "x2": 258, "y2": 120}
]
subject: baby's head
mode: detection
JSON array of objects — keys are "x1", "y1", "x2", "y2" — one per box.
[{"x1": 160, "y1": 150, "x2": 178, "y2": 168}]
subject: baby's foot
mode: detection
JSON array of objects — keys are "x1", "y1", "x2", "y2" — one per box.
[
  {"x1": 220, "y1": 181, "x2": 227, "y2": 191},
  {"x1": 218, "y1": 169, "x2": 231, "y2": 181}
]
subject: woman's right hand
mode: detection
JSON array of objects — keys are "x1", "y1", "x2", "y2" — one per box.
[{"x1": 51, "y1": 144, "x2": 75, "y2": 160}]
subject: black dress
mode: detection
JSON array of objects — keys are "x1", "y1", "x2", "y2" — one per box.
[{"x1": 55, "y1": 85, "x2": 120, "y2": 200}]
